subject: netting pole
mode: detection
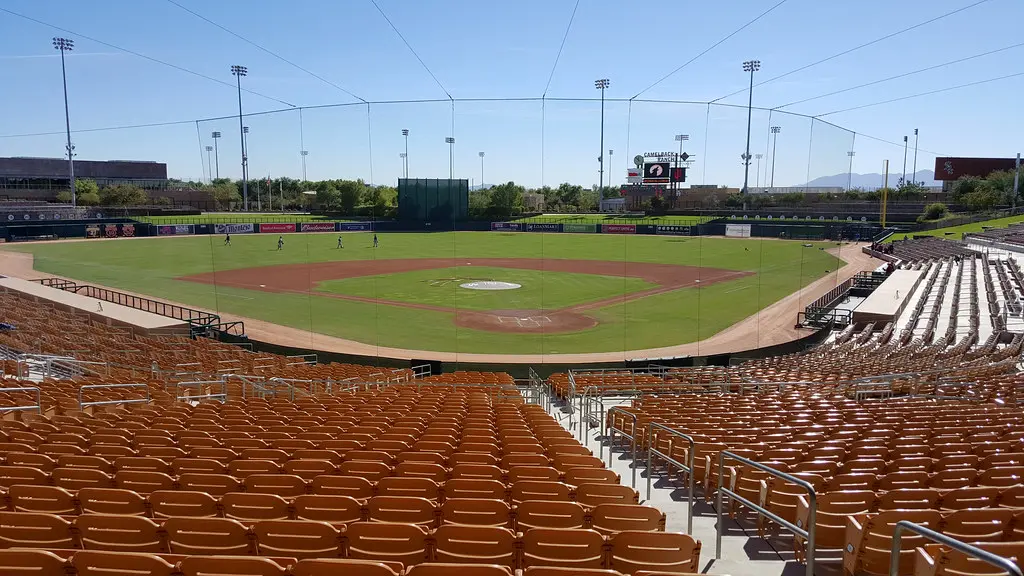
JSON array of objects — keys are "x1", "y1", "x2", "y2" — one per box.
[
  {"x1": 541, "y1": 97, "x2": 546, "y2": 188},
  {"x1": 702, "y1": 104, "x2": 711, "y2": 186},
  {"x1": 805, "y1": 118, "x2": 815, "y2": 193},
  {"x1": 195, "y1": 121, "x2": 206, "y2": 184},
  {"x1": 366, "y1": 103, "x2": 374, "y2": 185}
]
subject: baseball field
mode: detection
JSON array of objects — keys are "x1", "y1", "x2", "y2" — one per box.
[{"x1": 2, "y1": 231, "x2": 842, "y2": 355}]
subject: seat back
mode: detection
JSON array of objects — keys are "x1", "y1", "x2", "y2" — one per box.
[
  {"x1": 608, "y1": 530, "x2": 701, "y2": 574},
  {"x1": 163, "y1": 517, "x2": 254, "y2": 555},
  {"x1": 432, "y1": 525, "x2": 517, "y2": 568},
  {"x1": 150, "y1": 490, "x2": 219, "y2": 518},
  {"x1": 76, "y1": 514, "x2": 164, "y2": 553},
  {"x1": 253, "y1": 519, "x2": 343, "y2": 559},
  {"x1": 177, "y1": 555, "x2": 288, "y2": 576},
  {"x1": 0, "y1": 511, "x2": 75, "y2": 549},
  {"x1": 293, "y1": 494, "x2": 364, "y2": 525},
  {"x1": 515, "y1": 500, "x2": 586, "y2": 531},
  {"x1": 72, "y1": 550, "x2": 177, "y2": 576},
  {"x1": 589, "y1": 504, "x2": 666, "y2": 535},
  {"x1": 521, "y1": 528, "x2": 606, "y2": 569},
  {"x1": 343, "y1": 522, "x2": 430, "y2": 567},
  {"x1": 222, "y1": 492, "x2": 291, "y2": 522}
]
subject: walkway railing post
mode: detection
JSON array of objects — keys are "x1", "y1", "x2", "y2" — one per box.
[
  {"x1": 890, "y1": 521, "x2": 1023, "y2": 576},
  {"x1": 646, "y1": 422, "x2": 695, "y2": 533},
  {"x1": 605, "y1": 406, "x2": 638, "y2": 488}
]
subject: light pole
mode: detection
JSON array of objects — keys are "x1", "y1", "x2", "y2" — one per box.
[
  {"x1": 300, "y1": 150, "x2": 309, "y2": 182},
  {"x1": 595, "y1": 78, "x2": 610, "y2": 193},
  {"x1": 902, "y1": 135, "x2": 908, "y2": 187},
  {"x1": 755, "y1": 153, "x2": 763, "y2": 189},
  {"x1": 847, "y1": 151, "x2": 856, "y2": 191},
  {"x1": 205, "y1": 146, "x2": 214, "y2": 183},
  {"x1": 741, "y1": 60, "x2": 761, "y2": 195},
  {"x1": 399, "y1": 153, "x2": 407, "y2": 179},
  {"x1": 401, "y1": 129, "x2": 409, "y2": 178},
  {"x1": 445, "y1": 137, "x2": 455, "y2": 179},
  {"x1": 608, "y1": 150, "x2": 614, "y2": 188},
  {"x1": 53, "y1": 37, "x2": 76, "y2": 206},
  {"x1": 912, "y1": 128, "x2": 919, "y2": 186},
  {"x1": 211, "y1": 131, "x2": 221, "y2": 179},
  {"x1": 479, "y1": 152, "x2": 485, "y2": 189},
  {"x1": 770, "y1": 126, "x2": 781, "y2": 189},
  {"x1": 231, "y1": 65, "x2": 248, "y2": 210}
]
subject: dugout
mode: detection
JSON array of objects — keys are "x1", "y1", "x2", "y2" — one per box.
[{"x1": 398, "y1": 178, "x2": 469, "y2": 223}]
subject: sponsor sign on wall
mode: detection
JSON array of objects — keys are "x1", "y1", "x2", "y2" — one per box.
[
  {"x1": 339, "y1": 222, "x2": 373, "y2": 232},
  {"x1": 562, "y1": 223, "x2": 597, "y2": 233},
  {"x1": 259, "y1": 223, "x2": 297, "y2": 234},
  {"x1": 300, "y1": 222, "x2": 337, "y2": 232},
  {"x1": 490, "y1": 222, "x2": 523, "y2": 232},
  {"x1": 157, "y1": 224, "x2": 194, "y2": 236},
  {"x1": 214, "y1": 223, "x2": 255, "y2": 234},
  {"x1": 725, "y1": 223, "x2": 752, "y2": 238},
  {"x1": 602, "y1": 224, "x2": 637, "y2": 234},
  {"x1": 656, "y1": 225, "x2": 690, "y2": 236},
  {"x1": 121, "y1": 224, "x2": 135, "y2": 237},
  {"x1": 525, "y1": 223, "x2": 561, "y2": 233}
]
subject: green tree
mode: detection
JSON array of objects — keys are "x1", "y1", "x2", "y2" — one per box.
[
  {"x1": 337, "y1": 180, "x2": 365, "y2": 215},
  {"x1": 556, "y1": 182, "x2": 584, "y2": 211},
  {"x1": 469, "y1": 189, "x2": 491, "y2": 220},
  {"x1": 950, "y1": 175, "x2": 985, "y2": 204},
  {"x1": 55, "y1": 190, "x2": 72, "y2": 204},
  {"x1": 316, "y1": 182, "x2": 341, "y2": 211},
  {"x1": 208, "y1": 181, "x2": 240, "y2": 210},
  {"x1": 76, "y1": 179, "x2": 100, "y2": 198},
  {"x1": 98, "y1": 184, "x2": 148, "y2": 206},
  {"x1": 919, "y1": 202, "x2": 949, "y2": 222},
  {"x1": 78, "y1": 191, "x2": 101, "y2": 206},
  {"x1": 488, "y1": 181, "x2": 524, "y2": 219}
]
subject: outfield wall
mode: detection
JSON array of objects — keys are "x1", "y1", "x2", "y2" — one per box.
[{"x1": 1, "y1": 217, "x2": 879, "y2": 242}]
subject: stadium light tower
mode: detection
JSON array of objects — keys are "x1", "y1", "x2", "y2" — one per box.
[
  {"x1": 847, "y1": 151, "x2": 856, "y2": 191},
  {"x1": 401, "y1": 129, "x2": 409, "y2": 178},
  {"x1": 53, "y1": 37, "x2": 76, "y2": 206},
  {"x1": 231, "y1": 65, "x2": 249, "y2": 210},
  {"x1": 445, "y1": 137, "x2": 455, "y2": 179},
  {"x1": 741, "y1": 60, "x2": 761, "y2": 195},
  {"x1": 912, "y1": 128, "x2": 919, "y2": 185},
  {"x1": 595, "y1": 79, "x2": 610, "y2": 193},
  {"x1": 608, "y1": 149, "x2": 614, "y2": 187},
  {"x1": 300, "y1": 150, "x2": 309, "y2": 182},
  {"x1": 211, "y1": 132, "x2": 221, "y2": 179},
  {"x1": 205, "y1": 146, "x2": 214, "y2": 183},
  {"x1": 399, "y1": 152, "x2": 407, "y2": 178},
  {"x1": 479, "y1": 152, "x2": 485, "y2": 189},
  {"x1": 769, "y1": 126, "x2": 781, "y2": 189},
  {"x1": 902, "y1": 135, "x2": 909, "y2": 187},
  {"x1": 755, "y1": 153, "x2": 763, "y2": 189}
]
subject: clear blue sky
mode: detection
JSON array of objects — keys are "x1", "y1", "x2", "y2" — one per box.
[{"x1": 0, "y1": 0, "x2": 1020, "y2": 189}]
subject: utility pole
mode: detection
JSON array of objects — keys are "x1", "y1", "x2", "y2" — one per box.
[
  {"x1": 882, "y1": 159, "x2": 890, "y2": 227},
  {"x1": 902, "y1": 135, "x2": 908, "y2": 187},
  {"x1": 847, "y1": 151, "x2": 856, "y2": 191},
  {"x1": 300, "y1": 150, "x2": 309, "y2": 182},
  {"x1": 53, "y1": 37, "x2": 76, "y2": 206},
  {"x1": 231, "y1": 65, "x2": 249, "y2": 210},
  {"x1": 205, "y1": 146, "x2": 214, "y2": 183},
  {"x1": 402, "y1": 129, "x2": 410, "y2": 178},
  {"x1": 1014, "y1": 153, "x2": 1020, "y2": 212},
  {"x1": 445, "y1": 137, "x2": 455, "y2": 179}
]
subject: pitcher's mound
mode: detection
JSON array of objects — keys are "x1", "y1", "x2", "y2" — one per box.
[{"x1": 455, "y1": 309, "x2": 597, "y2": 334}]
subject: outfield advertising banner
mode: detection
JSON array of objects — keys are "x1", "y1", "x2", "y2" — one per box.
[
  {"x1": 725, "y1": 223, "x2": 752, "y2": 238},
  {"x1": 300, "y1": 222, "x2": 337, "y2": 232},
  {"x1": 562, "y1": 223, "x2": 597, "y2": 234},
  {"x1": 656, "y1": 225, "x2": 691, "y2": 236},
  {"x1": 259, "y1": 223, "x2": 297, "y2": 234},
  {"x1": 490, "y1": 222, "x2": 523, "y2": 232},
  {"x1": 157, "y1": 224, "x2": 194, "y2": 236},
  {"x1": 339, "y1": 222, "x2": 373, "y2": 232},
  {"x1": 526, "y1": 223, "x2": 561, "y2": 233},
  {"x1": 602, "y1": 224, "x2": 636, "y2": 234},
  {"x1": 214, "y1": 223, "x2": 255, "y2": 234}
]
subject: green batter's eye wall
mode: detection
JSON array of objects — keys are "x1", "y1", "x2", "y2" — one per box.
[{"x1": 398, "y1": 179, "x2": 469, "y2": 223}]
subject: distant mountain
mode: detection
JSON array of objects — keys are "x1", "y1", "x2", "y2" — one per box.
[{"x1": 803, "y1": 169, "x2": 938, "y2": 189}]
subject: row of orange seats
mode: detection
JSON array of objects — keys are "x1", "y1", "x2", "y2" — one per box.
[
  {"x1": 0, "y1": 547, "x2": 700, "y2": 576},
  {"x1": 0, "y1": 513, "x2": 701, "y2": 574},
  {"x1": 3, "y1": 483, "x2": 660, "y2": 533}
]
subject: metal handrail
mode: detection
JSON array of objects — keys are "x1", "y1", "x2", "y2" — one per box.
[
  {"x1": 0, "y1": 386, "x2": 42, "y2": 413},
  {"x1": 891, "y1": 521, "x2": 1022, "y2": 576},
  {"x1": 716, "y1": 450, "x2": 817, "y2": 576},
  {"x1": 175, "y1": 380, "x2": 227, "y2": 402},
  {"x1": 646, "y1": 422, "x2": 694, "y2": 534},
  {"x1": 78, "y1": 383, "x2": 150, "y2": 409},
  {"x1": 606, "y1": 406, "x2": 638, "y2": 488}
]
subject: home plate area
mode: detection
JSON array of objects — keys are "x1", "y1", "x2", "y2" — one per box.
[
  {"x1": 456, "y1": 309, "x2": 597, "y2": 334},
  {"x1": 497, "y1": 314, "x2": 552, "y2": 328}
]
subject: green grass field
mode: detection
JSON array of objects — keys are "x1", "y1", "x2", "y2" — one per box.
[
  {"x1": 134, "y1": 213, "x2": 340, "y2": 225},
  {"x1": 883, "y1": 213, "x2": 1024, "y2": 242},
  {"x1": 3, "y1": 232, "x2": 841, "y2": 354}
]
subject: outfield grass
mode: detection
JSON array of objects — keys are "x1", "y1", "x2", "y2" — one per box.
[
  {"x1": 135, "y1": 213, "x2": 340, "y2": 225},
  {"x1": 4, "y1": 232, "x2": 840, "y2": 354},
  {"x1": 883, "y1": 213, "x2": 1024, "y2": 242}
]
